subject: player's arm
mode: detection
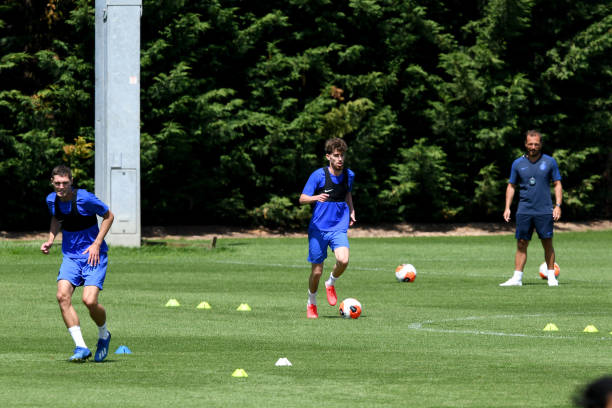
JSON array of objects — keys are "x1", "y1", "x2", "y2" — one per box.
[
  {"x1": 503, "y1": 183, "x2": 516, "y2": 222},
  {"x1": 552, "y1": 180, "x2": 562, "y2": 221},
  {"x1": 299, "y1": 171, "x2": 329, "y2": 205},
  {"x1": 41, "y1": 216, "x2": 61, "y2": 254},
  {"x1": 83, "y1": 210, "x2": 114, "y2": 266},
  {"x1": 345, "y1": 191, "x2": 356, "y2": 226},
  {"x1": 299, "y1": 193, "x2": 329, "y2": 204}
]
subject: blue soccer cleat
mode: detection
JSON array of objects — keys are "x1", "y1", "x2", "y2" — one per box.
[
  {"x1": 69, "y1": 346, "x2": 92, "y2": 362},
  {"x1": 94, "y1": 332, "x2": 111, "y2": 362}
]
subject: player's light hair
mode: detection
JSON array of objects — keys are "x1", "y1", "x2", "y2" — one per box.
[
  {"x1": 51, "y1": 164, "x2": 72, "y2": 180},
  {"x1": 325, "y1": 138, "x2": 348, "y2": 154}
]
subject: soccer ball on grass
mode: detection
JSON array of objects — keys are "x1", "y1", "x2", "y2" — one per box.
[
  {"x1": 339, "y1": 298, "x2": 362, "y2": 319},
  {"x1": 395, "y1": 264, "x2": 417, "y2": 282},
  {"x1": 539, "y1": 262, "x2": 560, "y2": 280}
]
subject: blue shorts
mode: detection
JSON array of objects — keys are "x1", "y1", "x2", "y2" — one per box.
[
  {"x1": 307, "y1": 228, "x2": 349, "y2": 264},
  {"x1": 57, "y1": 254, "x2": 108, "y2": 290},
  {"x1": 515, "y1": 213, "x2": 554, "y2": 240}
]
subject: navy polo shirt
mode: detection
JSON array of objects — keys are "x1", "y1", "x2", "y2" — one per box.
[{"x1": 509, "y1": 154, "x2": 561, "y2": 215}]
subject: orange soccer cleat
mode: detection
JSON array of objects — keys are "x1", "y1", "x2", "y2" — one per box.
[
  {"x1": 325, "y1": 284, "x2": 337, "y2": 306},
  {"x1": 307, "y1": 304, "x2": 318, "y2": 319}
]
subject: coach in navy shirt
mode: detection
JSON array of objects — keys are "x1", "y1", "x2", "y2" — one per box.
[{"x1": 500, "y1": 130, "x2": 563, "y2": 287}]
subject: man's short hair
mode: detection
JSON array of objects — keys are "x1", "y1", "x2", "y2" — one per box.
[
  {"x1": 51, "y1": 165, "x2": 72, "y2": 180},
  {"x1": 525, "y1": 129, "x2": 543, "y2": 142},
  {"x1": 574, "y1": 376, "x2": 612, "y2": 408},
  {"x1": 325, "y1": 138, "x2": 348, "y2": 154}
]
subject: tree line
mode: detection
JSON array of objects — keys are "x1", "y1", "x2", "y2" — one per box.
[{"x1": 1, "y1": 0, "x2": 610, "y2": 230}]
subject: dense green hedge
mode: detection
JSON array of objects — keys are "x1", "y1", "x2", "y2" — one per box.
[{"x1": 1, "y1": 0, "x2": 610, "y2": 230}]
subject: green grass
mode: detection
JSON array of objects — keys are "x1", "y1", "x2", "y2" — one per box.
[{"x1": 1, "y1": 230, "x2": 612, "y2": 407}]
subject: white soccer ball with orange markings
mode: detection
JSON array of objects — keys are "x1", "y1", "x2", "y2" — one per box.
[
  {"x1": 539, "y1": 262, "x2": 560, "y2": 280},
  {"x1": 339, "y1": 298, "x2": 362, "y2": 319},
  {"x1": 395, "y1": 264, "x2": 417, "y2": 282}
]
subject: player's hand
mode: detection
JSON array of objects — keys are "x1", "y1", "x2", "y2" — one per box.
[
  {"x1": 503, "y1": 209, "x2": 511, "y2": 222},
  {"x1": 349, "y1": 211, "x2": 356, "y2": 227},
  {"x1": 553, "y1": 206, "x2": 561, "y2": 221},
  {"x1": 41, "y1": 241, "x2": 53, "y2": 254},
  {"x1": 83, "y1": 242, "x2": 101, "y2": 266},
  {"x1": 316, "y1": 193, "x2": 329, "y2": 202}
]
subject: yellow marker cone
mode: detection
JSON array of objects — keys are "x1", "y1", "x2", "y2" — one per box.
[
  {"x1": 543, "y1": 323, "x2": 559, "y2": 331},
  {"x1": 237, "y1": 303, "x2": 252, "y2": 312},
  {"x1": 165, "y1": 299, "x2": 180, "y2": 307},
  {"x1": 583, "y1": 325, "x2": 599, "y2": 333},
  {"x1": 231, "y1": 368, "x2": 248, "y2": 378},
  {"x1": 196, "y1": 301, "x2": 211, "y2": 309}
]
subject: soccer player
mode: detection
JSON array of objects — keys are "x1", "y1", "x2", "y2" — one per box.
[
  {"x1": 299, "y1": 138, "x2": 356, "y2": 318},
  {"x1": 40, "y1": 165, "x2": 114, "y2": 361},
  {"x1": 500, "y1": 130, "x2": 563, "y2": 287}
]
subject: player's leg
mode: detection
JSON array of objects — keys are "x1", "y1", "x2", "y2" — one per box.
[
  {"x1": 324, "y1": 232, "x2": 350, "y2": 305},
  {"x1": 57, "y1": 257, "x2": 91, "y2": 361},
  {"x1": 309, "y1": 263, "x2": 324, "y2": 296},
  {"x1": 515, "y1": 239, "x2": 529, "y2": 272},
  {"x1": 541, "y1": 238, "x2": 555, "y2": 269},
  {"x1": 324, "y1": 248, "x2": 348, "y2": 306},
  {"x1": 57, "y1": 279, "x2": 79, "y2": 328},
  {"x1": 500, "y1": 214, "x2": 532, "y2": 286},
  {"x1": 306, "y1": 229, "x2": 327, "y2": 318},
  {"x1": 534, "y1": 213, "x2": 558, "y2": 286},
  {"x1": 331, "y1": 247, "x2": 349, "y2": 279},
  {"x1": 82, "y1": 254, "x2": 112, "y2": 361},
  {"x1": 540, "y1": 238, "x2": 558, "y2": 286},
  {"x1": 82, "y1": 286, "x2": 106, "y2": 326},
  {"x1": 498, "y1": 239, "x2": 529, "y2": 286},
  {"x1": 307, "y1": 263, "x2": 323, "y2": 318}
]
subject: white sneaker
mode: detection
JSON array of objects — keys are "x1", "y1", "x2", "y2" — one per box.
[
  {"x1": 547, "y1": 276, "x2": 559, "y2": 287},
  {"x1": 499, "y1": 278, "x2": 522, "y2": 286}
]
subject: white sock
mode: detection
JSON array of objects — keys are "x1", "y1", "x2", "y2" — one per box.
[
  {"x1": 68, "y1": 326, "x2": 87, "y2": 348},
  {"x1": 98, "y1": 322, "x2": 109, "y2": 340},
  {"x1": 513, "y1": 271, "x2": 523, "y2": 281},
  {"x1": 307, "y1": 290, "x2": 317, "y2": 306},
  {"x1": 325, "y1": 273, "x2": 337, "y2": 287},
  {"x1": 547, "y1": 270, "x2": 557, "y2": 280}
]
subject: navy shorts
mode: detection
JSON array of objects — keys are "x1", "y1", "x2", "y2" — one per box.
[
  {"x1": 515, "y1": 213, "x2": 554, "y2": 240},
  {"x1": 57, "y1": 254, "x2": 108, "y2": 290},
  {"x1": 307, "y1": 228, "x2": 349, "y2": 264}
]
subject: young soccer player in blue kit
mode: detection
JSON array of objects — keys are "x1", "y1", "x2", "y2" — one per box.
[
  {"x1": 40, "y1": 165, "x2": 114, "y2": 361},
  {"x1": 500, "y1": 130, "x2": 563, "y2": 287},
  {"x1": 299, "y1": 138, "x2": 356, "y2": 318}
]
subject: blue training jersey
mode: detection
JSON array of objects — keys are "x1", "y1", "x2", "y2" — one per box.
[
  {"x1": 46, "y1": 189, "x2": 109, "y2": 258},
  {"x1": 302, "y1": 167, "x2": 354, "y2": 232},
  {"x1": 509, "y1": 154, "x2": 561, "y2": 215}
]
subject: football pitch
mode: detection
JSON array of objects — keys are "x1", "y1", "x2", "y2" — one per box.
[{"x1": 1, "y1": 230, "x2": 612, "y2": 407}]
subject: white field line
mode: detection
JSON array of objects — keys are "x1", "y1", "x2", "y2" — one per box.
[
  {"x1": 106, "y1": 259, "x2": 588, "y2": 281},
  {"x1": 407, "y1": 313, "x2": 612, "y2": 340},
  {"x1": 206, "y1": 260, "x2": 589, "y2": 280},
  {"x1": 207, "y1": 260, "x2": 499, "y2": 276},
  {"x1": 208, "y1": 259, "x2": 390, "y2": 271}
]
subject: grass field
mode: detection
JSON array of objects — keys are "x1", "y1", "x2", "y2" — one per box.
[{"x1": 1, "y1": 230, "x2": 612, "y2": 407}]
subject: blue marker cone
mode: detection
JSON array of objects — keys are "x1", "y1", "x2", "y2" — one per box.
[{"x1": 114, "y1": 345, "x2": 133, "y2": 354}]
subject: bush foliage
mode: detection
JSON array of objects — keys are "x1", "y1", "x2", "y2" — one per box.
[{"x1": 1, "y1": 0, "x2": 610, "y2": 229}]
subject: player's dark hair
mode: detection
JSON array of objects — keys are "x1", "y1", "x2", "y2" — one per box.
[
  {"x1": 51, "y1": 164, "x2": 72, "y2": 180},
  {"x1": 573, "y1": 376, "x2": 612, "y2": 408},
  {"x1": 325, "y1": 138, "x2": 348, "y2": 154},
  {"x1": 525, "y1": 129, "x2": 543, "y2": 143}
]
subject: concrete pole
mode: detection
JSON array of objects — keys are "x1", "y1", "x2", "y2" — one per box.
[{"x1": 95, "y1": 0, "x2": 142, "y2": 247}]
